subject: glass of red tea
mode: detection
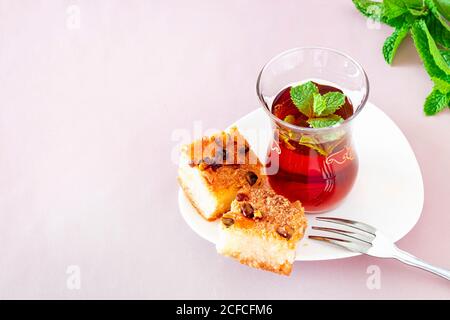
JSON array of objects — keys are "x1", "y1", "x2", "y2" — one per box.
[{"x1": 257, "y1": 47, "x2": 369, "y2": 213}]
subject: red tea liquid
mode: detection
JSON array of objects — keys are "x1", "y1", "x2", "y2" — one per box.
[{"x1": 267, "y1": 83, "x2": 358, "y2": 213}]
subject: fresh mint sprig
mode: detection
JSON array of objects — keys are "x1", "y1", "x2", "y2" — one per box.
[
  {"x1": 287, "y1": 81, "x2": 346, "y2": 128},
  {"x1": 352, "y1": 0, "x2": 450, "y2": 116}
]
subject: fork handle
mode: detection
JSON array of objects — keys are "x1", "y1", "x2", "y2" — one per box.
[{"x1": 393, "y1": 247, "x2": 450, "y2": 280}]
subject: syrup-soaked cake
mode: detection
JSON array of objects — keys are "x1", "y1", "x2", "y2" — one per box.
[
  {"x1": 178, "y1": 127, "x2": 263, "y2": 221},
  {"x1": 216, "y1": 185, "x2": 307, "y2": 276}
]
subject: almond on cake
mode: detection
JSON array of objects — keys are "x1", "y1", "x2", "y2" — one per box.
[
  {"x1": 178, "y1": 127, "x2": 263, "y2": 221},
  {"x1": 216, "y1": 185, "x2": 307, "y2": 276}
]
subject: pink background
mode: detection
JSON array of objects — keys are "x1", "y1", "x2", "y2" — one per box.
[{"x1": 0, "y1": 0, "x2": 449, "y2": 299}]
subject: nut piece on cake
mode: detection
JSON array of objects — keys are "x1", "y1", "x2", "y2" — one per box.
[
  {"x1": 216, "y1": 186, "x2": 307, "y2": 276},
  {"x1": 178, "y1": 127, "x2": 263, "y2": 221}
]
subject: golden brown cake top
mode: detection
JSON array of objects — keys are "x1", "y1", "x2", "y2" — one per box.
[
  {"x1": 181, "y1": 127, "x2": 263, "y2": 190},
  {"x1": 184, "y1": 127, "x2": 258, "y2": 166},
  {"x1": 221, "y1": 185, "x2": 307, "y2": 244}
]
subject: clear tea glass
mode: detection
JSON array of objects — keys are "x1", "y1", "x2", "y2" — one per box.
[{"x1": 257, "y1": 47, "x2": 369, "y2": 213}]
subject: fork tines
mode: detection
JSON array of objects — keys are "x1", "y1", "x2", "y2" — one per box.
[{"x1": 308, "y1": 217, "x2": 377, "y2": 253}]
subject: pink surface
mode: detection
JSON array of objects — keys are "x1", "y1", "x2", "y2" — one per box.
[{"x1": 0, "y1": 0, "x2": 448, "y2": 299}]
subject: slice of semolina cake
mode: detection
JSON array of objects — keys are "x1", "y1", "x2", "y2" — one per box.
[
  {"x1": 178, "y1": 127, "x2": 263, "y2": 221},
  {"x1": 216, "y1": 185, "x2": 307, "y2": 276}
]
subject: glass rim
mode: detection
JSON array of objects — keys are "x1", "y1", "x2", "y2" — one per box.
[{"x1": 256, "y1": 46, "x2": 370, "y2": 133}]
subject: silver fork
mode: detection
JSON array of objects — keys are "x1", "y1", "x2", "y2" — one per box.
[{"x1": 309, "y1": 217, "x2": 450, "y2": 280}]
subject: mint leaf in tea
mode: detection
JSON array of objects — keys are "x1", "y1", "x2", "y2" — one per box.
[{"x1": 273, "y1": 81, "x2": 353, "y2": 129}]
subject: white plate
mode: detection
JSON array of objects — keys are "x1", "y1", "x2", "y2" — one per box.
[{"x1": 178, "y1": 103, "x2": 424, "y2": 261}]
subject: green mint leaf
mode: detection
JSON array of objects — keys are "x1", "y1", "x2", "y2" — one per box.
[
  {"x1": 425, "y1": 0, "x2": 450, "y2": 48},
  {"x1": 432, "y1": 76, "x2": 450, "y2": 92},
  {"x1": 283, "y1": 115, "x2": 296, "y2": 124},
  {"x1": 405, "y1": 0, "x2": 426, "y2": 9},
  {"x1": 426, "y1": 0, "x2": 450, "y2": 23},
  {"x1": 405, "y1": 0, "x2": 428, "y2": 15},
  {"x1": 415, "y1": 19, "x2": 450, "y2": 75},
  {"x1": 411, "y1": 20, "x2": 450, "y2": 82},
  {"x1": 440, "y1": 49, "x2": 450, "y2": 65},
  {"x1": 428, "y1": 40, "x2": 450, "y2": 75},
  {"x1": 407, "y1": 8, "x2": 428, "y2": 16},
  {"x1": 290, "y1": 81, "x2": 318, "y2": 117},
  {"x1": 298, "y1": 135, "x2": 328, "y2": 156},
  {"x1": 383, "y1": 24, "x2": 410, "y2": 64},
  {"x1": 298, "y1": 135, "x2": 346, "y2": 156},
  {"x1": 312, "y1": 91, "x2": 346, "y2": 117},
  {"x1": 435, "y1": 0, "x2": 450, "y2": 20},
  {"x1": 426, "y1": 14, "x2": 450, "y2": 48},
  {"x1": 403, "y1": 0, "x2": 428, "y2": 17},
  {"x1": 307, "y1": 115, "x2": 344, "y2": 128},
  {"x1": 321, "y1": 92, "x2": 346, "y2": 116},
  {"x1": 384, "y1": 0, "x2": 409, "y2": 19},
  {"x1": 424, "y1": 88, "x2": 449, "y2": 115},
  {"x1": 383, "y1": 0, "x2": 426, "y2": 27},
  {"x1": 351, "y1": 0, "x2": 406, "y2": 28},
  {"x1": 312, "y1": 93, "x2": 327, "y2": 116}
]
